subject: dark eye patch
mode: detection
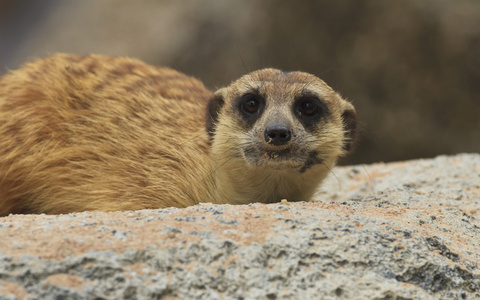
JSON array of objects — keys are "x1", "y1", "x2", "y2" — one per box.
[
  {"x1": 240, "y1": 93, "x2": 261, "y2": 114},
  {"x1": 294, "y1": 95, "x2": 329, "y2": 130},
  {"x1": 235, "y1": 92, "x2": 265, "y2": 128}
]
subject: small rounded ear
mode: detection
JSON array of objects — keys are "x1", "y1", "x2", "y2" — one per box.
[
  {"x1": 206, "y1": 88, "x2": 226, "y2": 140},
  {"x1": 341, "y1": 101, "x2": 357, "y2": 152}
]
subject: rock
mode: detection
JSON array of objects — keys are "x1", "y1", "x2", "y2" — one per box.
[{"x1": 0, "y1": 153, "x2": 479, "y2": 299}]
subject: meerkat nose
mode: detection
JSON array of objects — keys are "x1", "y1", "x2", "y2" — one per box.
[{"x1": 264, "y1": 123, "x2": 292, "y2": 146}]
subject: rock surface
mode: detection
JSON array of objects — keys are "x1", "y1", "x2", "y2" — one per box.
[{"x1": 0, "y1": 153, "x2": 479, "y2": 299}]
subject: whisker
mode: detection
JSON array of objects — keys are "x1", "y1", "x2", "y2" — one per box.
[
  {"x1": 361, "y1": 164, "x2": 375, "y2": 194},
  {"x1": 177, "y1": 131, "x2": 207, "y2": 147},
  {"x1": 322, "y1": 161, "x2": 342, "y2": 191},
  {"x1": 209, "y1": 156, "x2": 234, "y2": 177},
  {"x1": 236, "y1": 44, "x2": 249, "y2": 74}
]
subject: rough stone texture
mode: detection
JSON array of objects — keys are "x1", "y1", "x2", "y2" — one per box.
[{"x1": 0, "y1": 153, "x2": 479, "y2": 299}]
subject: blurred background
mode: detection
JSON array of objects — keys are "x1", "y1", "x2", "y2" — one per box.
[{"x1": 0, "y1": 0, "x2": 479, "y2": 165}]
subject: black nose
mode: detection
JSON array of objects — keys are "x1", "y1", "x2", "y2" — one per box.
[{"x1": 264, "y1": 123, "x2": 292, "y2": 146}]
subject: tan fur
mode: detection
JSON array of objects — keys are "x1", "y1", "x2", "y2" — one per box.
[{"x1": 0, "y1": 54, "x2": 356, "y2": 215}]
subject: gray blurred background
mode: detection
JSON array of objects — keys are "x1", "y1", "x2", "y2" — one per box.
[{"x1": 1, "y1": 0, "x2": 479, "y2": 165}]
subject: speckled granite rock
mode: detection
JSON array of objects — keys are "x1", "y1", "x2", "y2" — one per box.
[{"x1": 0, "y1": 154, "x2": 479, "y2": 299}]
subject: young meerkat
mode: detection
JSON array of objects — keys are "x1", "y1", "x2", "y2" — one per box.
[{"x1": 0, "y1": 54, "x2": 356, "y2": 215}]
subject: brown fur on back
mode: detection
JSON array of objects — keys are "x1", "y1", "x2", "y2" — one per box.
[{"x1": 0, "y1": 54, "x2": 215, "y2": 214}]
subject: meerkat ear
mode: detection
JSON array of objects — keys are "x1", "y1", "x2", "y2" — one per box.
[
  {"x1": 206, "y1": 88, "x2": 226, "y2": 139},
  {"x1": 341, "y1": 101, "x2": 357, "y2": 152}
]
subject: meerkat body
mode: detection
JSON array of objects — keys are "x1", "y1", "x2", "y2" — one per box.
[{"x1": 0, "y1": 54, "x2": 356, "y2": 215}]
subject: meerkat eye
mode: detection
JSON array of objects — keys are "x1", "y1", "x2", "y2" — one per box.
[
  {"x1": 240, "y1": 93, "x2": 261, "y2": 114},
  {"x1": 300, "y1": 100, "x2": 318, "y2": 116},
  {"x1": 296, "y1": 97, "x2": 321, "y2": 117}
]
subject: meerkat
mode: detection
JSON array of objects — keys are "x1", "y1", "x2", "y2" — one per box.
[{"x1": 0, "y1": 54, "x2": 356, "y2": 215}]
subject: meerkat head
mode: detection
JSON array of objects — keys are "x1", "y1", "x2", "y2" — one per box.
[{"x1": 206, "y1": 68, "x2": 357, "y2": 173}]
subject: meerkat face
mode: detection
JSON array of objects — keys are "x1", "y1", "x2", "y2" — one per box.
[{"x1": 207, "y1": 68, "x2": 356, "y2": 173}]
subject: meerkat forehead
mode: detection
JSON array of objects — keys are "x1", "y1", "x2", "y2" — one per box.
[{"x1": 228, "y1": 68, "x2": 335, "y2": 101}]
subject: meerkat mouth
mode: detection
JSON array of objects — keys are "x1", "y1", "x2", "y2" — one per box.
[
  {"x1": 243, "y1": 146, "x2": 322, "y2": 172},
  {"x1": 262, "y1": 148, "x2": 292, "y2": 160}
]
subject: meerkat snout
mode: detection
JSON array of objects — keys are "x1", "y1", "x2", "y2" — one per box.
[{"x1": 264, "y1": 123, "x2": 292, "y2": 146}]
